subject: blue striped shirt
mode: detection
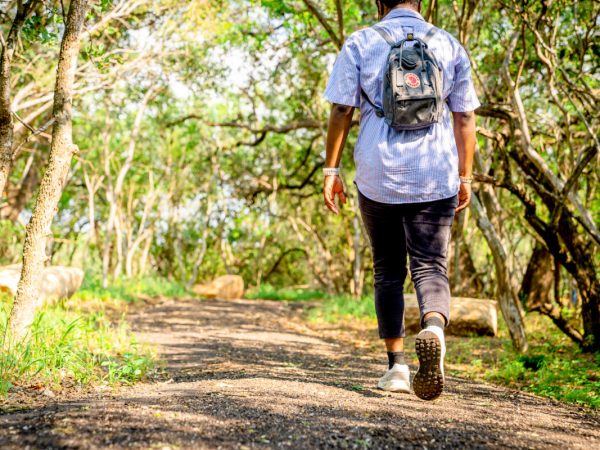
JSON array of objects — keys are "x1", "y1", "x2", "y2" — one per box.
[{"x1": 324, "y1": 8, "x2": 480, "y2": 204}]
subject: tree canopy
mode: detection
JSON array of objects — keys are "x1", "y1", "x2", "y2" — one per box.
[{"x1": 0, "y1": 0, "x2": 598, "y2": 349}]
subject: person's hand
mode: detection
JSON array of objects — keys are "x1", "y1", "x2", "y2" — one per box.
[
  {"x1": 455, "y1": 182, "x2": 472, "y2": 213},
  {"x1": 323, "y1": 175, "x2": 346, "y2": 214}
]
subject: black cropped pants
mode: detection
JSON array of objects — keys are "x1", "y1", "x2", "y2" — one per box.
[{"x1": 357, "y1": 188, "x2": 458, "y2": 339}]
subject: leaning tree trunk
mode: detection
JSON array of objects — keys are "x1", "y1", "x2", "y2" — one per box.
[
  {"x1": 9, "y1": 0, "x2": 90, "y2": 339},
  {"x1": 471, "y1": 194, "x2": 528, "y2": 352},
  {"x1": 519, "y1": 242, "x2": 584, "y2": 346},
  {"x1": 0, "y1": 1, "x2": 38, "y2": 199}
]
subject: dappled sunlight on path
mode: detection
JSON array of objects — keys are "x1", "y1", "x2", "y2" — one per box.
[{"x1": 1, "y1": 298, "x2": 599, "y2": 449}]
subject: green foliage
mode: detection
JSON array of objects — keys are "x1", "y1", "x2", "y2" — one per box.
[
  {"x1": 81, "y1": 41, "x2": 124, "y2": 72},
  {"x1": 74, "y1": 272, "x2": 192, "y2": 304},
  {"x1": 100, "y1": 351, "x2": 154, "y2": 384},
  {"x1": 22, "y1": 7, "x2": 63, "y2": 46},
  {"x1": 306, "y1": 294, "x2": 376, "y2": 322},
  {"x1": 0, "y1": 293, "x2": 156, "y2": 396},
  {"x1": 470, "y1": 317, "x2": 600, "y2": 409},
  {"x1": 245, "y1": 284, "x2": 328, "y2": 301}
]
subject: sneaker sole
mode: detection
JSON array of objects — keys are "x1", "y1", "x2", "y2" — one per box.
[{"x1": 413, "y1": 330, "x2": 444, "y2": 400}]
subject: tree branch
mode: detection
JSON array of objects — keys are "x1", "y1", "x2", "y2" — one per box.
[{"x1": 302, "y1": 0, "x2": 342, "y2": 49}]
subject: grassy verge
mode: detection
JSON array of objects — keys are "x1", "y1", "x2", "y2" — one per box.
[
  {"x1": 447, "y1": 317, "x2": 600, "y2": 409},
  {"x1": 245, "y1": 283, "x2": 328, "y2": 301},
  {"x1": 0, "y1": 273, "x2": 188, "y2": 398},
  {"x1": 257, "y1": 288, "x2": 600, "y2": 409},
  {"x1": 74, "y1": 272, "x2": 191, "y2": 304}
]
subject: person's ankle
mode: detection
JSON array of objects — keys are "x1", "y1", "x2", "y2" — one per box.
[
  {"x1": 387, "y1": 351, "x2": 405, "y2": 369},
  {"x1": 424, "y1": 314, "x2": 445, "y2": 330}
]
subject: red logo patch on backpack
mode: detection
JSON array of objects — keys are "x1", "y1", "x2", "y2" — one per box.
[{"x1": 404, "y1": 73, "x2": 421, "y2": 88}]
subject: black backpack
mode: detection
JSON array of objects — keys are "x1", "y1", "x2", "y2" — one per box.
[{"x1": 362, "y1": 23, "x2": 444, "y2": 131}]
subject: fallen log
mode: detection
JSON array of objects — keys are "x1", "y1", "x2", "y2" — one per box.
[
  {"x1": 404, "y1": 294, "x2": 498, "y2": 336},
  {"x1": 0, "y1": 264, "x2": 84, "y2": 303}
]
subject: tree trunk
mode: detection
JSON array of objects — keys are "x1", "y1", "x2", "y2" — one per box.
[
  {"x1": 0, "y1": 1, "x2": 38, "y2": 199},
  {"x1": 187, "y1": 198, "x2": 213, "y2": 288},
  {"x1": 1, "y1": 148, "x2": 45, "y2": 222},
  {"x1": 138, "y1": 231, "x2": 153, "y2": 276},
  {"x1": 9, "y1": 0, "x2": 90, "y2": 340},
  {"x1": 83, "y1": 168, "x2": 103, "y2": 245},
  {"x1": 351, "y1": 214, "x2": 364, "y2": 297},
  {"x1": 470, "y1": 194, "x2": 528, "y2": 352},
  {"x1": 102, "y1": 86, "x2": 156, "y2": 284},
  {"x1": 451, "y1": 210, "x2": 466, "y2": 293},
  {"x1": 556, "y1": 213, "x2": 600, "y2": 351},
  {"x1": 520, "y1": 243, "x2": 554, "y2": 311},
  {"x1": 519, "y1": 244, "x2": 585, "y2": 344},
  {"x1": 113, "y1": 210, "x2": 124, "y2": 278}
]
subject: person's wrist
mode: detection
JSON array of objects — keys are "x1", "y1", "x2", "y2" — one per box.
[
  {"x1": 459, "y1": 175, "x2": 473, "y2": 184},
  {"x1": 323, "y1": 167, "x2": 340, "y2": 177}
]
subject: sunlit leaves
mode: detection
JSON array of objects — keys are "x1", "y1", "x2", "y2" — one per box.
[{"x1": 22, "y1": 7, "x2": 63, "y2": 46}]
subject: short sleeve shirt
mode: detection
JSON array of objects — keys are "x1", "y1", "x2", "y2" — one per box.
[{"x1": 324, "y1": 8, "x2": 480, "y2": 204}]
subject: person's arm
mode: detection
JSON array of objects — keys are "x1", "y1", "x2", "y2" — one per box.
[
  {"x1": 452, "y1": 110, "x2": 476, "y2": 213},
  {"x1": 323, "y1": 103, "x2": 355, "y2": 214}
]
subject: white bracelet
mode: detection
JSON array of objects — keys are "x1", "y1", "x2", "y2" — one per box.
[
  {"x1": 460, "y1": 176, "x2": 473, "y2": 184},
  {"x1": 323, "y1": 167, "x2": 340, "y2": 176}
]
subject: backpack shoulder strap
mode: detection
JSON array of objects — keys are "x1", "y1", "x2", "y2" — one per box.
[
  {"x1": 371, "y1": 25, "x2": 396, "y2": 46},
  {"x1": 422, "y1": 26, "x2": 438, "y2": 45}
]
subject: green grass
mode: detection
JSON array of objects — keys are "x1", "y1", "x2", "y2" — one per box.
[
  {"x1": 74, "y1": 272, "x2": 191, "y2": 304},
  {"x1": 305, "y1": 294, "x2": 376, "y2": 321},
  {"x1": 244, "y1": 283, "x2": 329, "y2": 301},
  {"x1": 447, "y1": 316, "x2": 600, "y2": 409},
  {"x1": 0, "y1": 272, "x2": 191, "y2": 398},
  {"x1": 301, "y1": 292, "x2": 600, "y2": 409},
  {"x1": 0, "y1": 292, "x2": 157, "y2": 397}
]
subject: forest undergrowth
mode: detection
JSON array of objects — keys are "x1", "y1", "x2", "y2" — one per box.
[{"x1": 0, "y1": 273, "x2": 183, "y2": 399}]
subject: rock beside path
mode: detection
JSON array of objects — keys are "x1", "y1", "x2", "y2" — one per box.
[
  {"x1": 404, "y1": 294, "x2": 498, "y2": 336},
  {"x1": 0, "y1": 264, "x2": 84, "y2": 302},
  {"x1": 192, "y1": 274, "x2": 244, "y2": 299}
]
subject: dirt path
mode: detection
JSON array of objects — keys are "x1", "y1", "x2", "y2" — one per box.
[{"x1": 1, "y1": 298, "x2": 599, "y2": 449}]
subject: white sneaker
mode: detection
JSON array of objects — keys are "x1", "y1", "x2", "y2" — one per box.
[
  {"x1": 377, "y1": 363, "x2": 411, "y2": 393},
  {"x1": 413, "y1": 325, "x2": 446, "y2": 400}
]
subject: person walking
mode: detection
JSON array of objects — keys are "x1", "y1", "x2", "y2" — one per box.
[{"x1": 322, "y1": 0, "x2": 479, "y2": 400}]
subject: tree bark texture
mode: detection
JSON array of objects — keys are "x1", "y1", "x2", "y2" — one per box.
[
  {"x1": 520, "y1": 243, "x2": 584, "y2": 345},
  {"x1": 520, "y1": 243, "x2": 555, "y2": 311},
  {"x1": 9, "y1": 0, "x2": 90, "y2": 339},
  {"x1": 0, "y1": 1, "x2": 38, "y2": 199},
  {"x1": 470, "y1": 194, "x2": 528, "y2": 352}
]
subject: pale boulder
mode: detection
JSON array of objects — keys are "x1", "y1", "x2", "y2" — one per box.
[
  {"x1": 193, "y1": 275, "x2": 245, "y2": 300},
  {"x1": 404, "y1": 294, "x2": 498, "y2": 337},
  {"x1": 0, "y1": 264, "x2": 84, "y2": 303}
]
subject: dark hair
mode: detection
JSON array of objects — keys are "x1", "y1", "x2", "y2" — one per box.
[{"x1": 379, "y1": 0, "x2": 421, "y2": 7}]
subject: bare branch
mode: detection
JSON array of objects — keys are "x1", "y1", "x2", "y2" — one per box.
[{"x1": 302, "y1": 0, "x2": 342, "y2": 49}]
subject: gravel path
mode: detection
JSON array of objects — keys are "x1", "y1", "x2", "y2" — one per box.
[{"x1": 1, "y1": 298, "x2": 599, "y2": 449}]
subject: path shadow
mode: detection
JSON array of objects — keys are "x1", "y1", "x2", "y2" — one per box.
[{"x1": 1, "y1": 298, "x2": 598, "y2": 450}]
